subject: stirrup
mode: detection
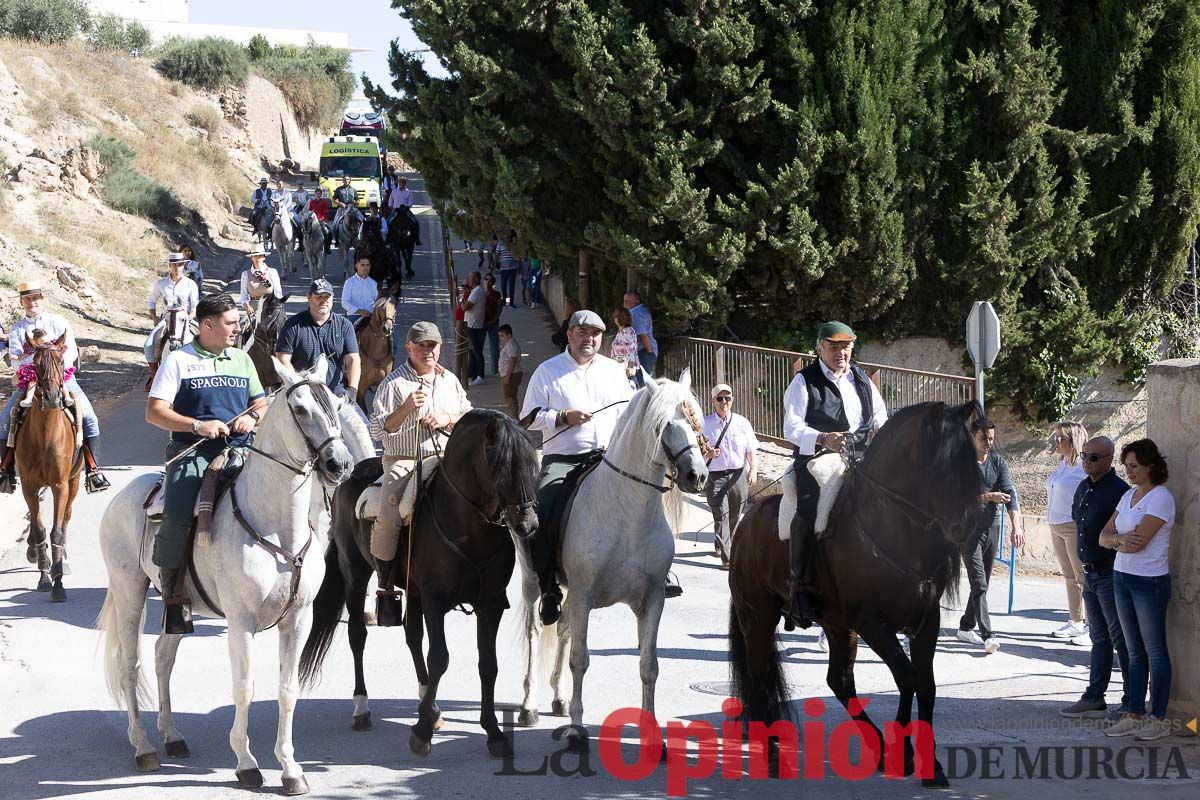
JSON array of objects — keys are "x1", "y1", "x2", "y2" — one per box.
[
  {"x1": 664, "y1": 571, "x2": 683, "y2": 599},
  {"x1": 375, "y1": 589, "x2": 403, "y2": 627},
  {"x1": 162, "y1": 598, "x2": 194, "y2": 635},
  {"x1": 0, "y1": 470, "x2": 16, "y2": 494},
  {"x1": 85, "y1": 470, "x2": 111, "y2": 494}
]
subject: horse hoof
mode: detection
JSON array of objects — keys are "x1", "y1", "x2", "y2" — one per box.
[
  {"x1": 282, "y1": 776, "x2": 310, "y2": 796},
  {"x1": 487, "y1": 734, "x2": 513, "y2": 759},
  {"x1": 36, "y1": 578, "x2": 52, "y2": 592},
  {"x1": 50, "y1": 583, "x2": 67, "y2": 603},
  {"x1": 551, "y1": 700, "x2": 567, "y2": 717},
  {"x1": 433, "y1": 712, "x2": 445, "y2": 732},
  {"x1": 566, "y1": 731, "x2": 589, "y2": 753},
  {"x1": 352, "y1": 712, "x2": 372, "y2": 731},
  {"x1": 408, "y1": 731, "x2": 432, "y2": 758},
  {"x1": 164, "y1": 739, "x2": 190, "y2": 758},
  {"x1": 134, "y1": 752, "x2": 160, "y2": 772},
  {"x1": 236, "y1": 768, "x2": 264, "y2": 788},
  {"x1": 516, "y1": 708, "x2": 538, "y2": 728}
]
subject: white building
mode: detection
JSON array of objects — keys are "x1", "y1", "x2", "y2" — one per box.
[{"x1": 88, "y1": 0, "x2": 364, "y2": 51}]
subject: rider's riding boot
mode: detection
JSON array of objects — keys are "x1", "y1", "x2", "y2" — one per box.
[
  {"x1": 786, "y1": 513, "x2": 820, "y2": 629},
  {"x1": 83, "y1": 436, "x2": 111, "y2": 493},
  {"x1": 0, "y1": 443, "x2": 16, "y2": 494},
  {"x1": 374, "y1": 559, "x2": 403, "y2": 627},
  {"x1": 160, "y1": 567, "x2": 194, "y2": 635}
]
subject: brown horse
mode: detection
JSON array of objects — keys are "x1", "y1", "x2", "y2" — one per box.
[
  {"x1": 16, "y1": 334, "x2": 83, "y2": 602},
  {"x1": 355, "y1": 295, "x2": 394, "y2": 414},
  {"x1": 727, "y1": 401, "x2": 981, "y2": 787}
]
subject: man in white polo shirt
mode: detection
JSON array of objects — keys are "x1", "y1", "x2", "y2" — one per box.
[{"x1": 520, "y1": 309, "x2": 634, "y2": 624}]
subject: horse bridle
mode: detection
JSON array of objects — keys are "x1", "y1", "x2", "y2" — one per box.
[
  {"x1": 601, "y1": 402, "x2": 710, "y2": 493},
  {"x1": 430, "y1": 428, "x2": 536, "y2": 532},
  {"x1": 241, "y1": 379, "x2": 342, "y2": 479}
]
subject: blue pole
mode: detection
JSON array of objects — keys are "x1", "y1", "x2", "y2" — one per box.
[{"x1": 999, "y1": 510, "x2": 1015, "y2": 614}]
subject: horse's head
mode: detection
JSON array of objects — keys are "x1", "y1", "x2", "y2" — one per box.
[
  {"x1": 614, "y1": 368, "x2": 709, "y2": 495},
  {"x1": 862, "y1": 400, "x2": 983, "y2": 544},
  {"x1": 258, "y1": 293, "x2": 290, "y2": 335},
  {"x1": 270, "y1": 355, "x2": 355, "y2": 486},
  {"x1": 28, "y1": 332, "x2": 68, "y2": 409},
  {"x1": 371, "y1": 295, "x2": 396, "y2": 329},
  {"x1": 448, "y1": 409, "x2": 540, "y2": 538}
]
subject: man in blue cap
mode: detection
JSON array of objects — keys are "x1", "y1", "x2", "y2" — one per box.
[
  {"x1": 275, "y1": 279, "x2": 361, "y2": 403},
  {"x1": 782, "y1": 321, "x2": 888, "y2": 626}
]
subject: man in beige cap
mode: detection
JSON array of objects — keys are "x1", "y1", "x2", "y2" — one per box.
[
  {"x1": 368, "y1": 321, "x2": 471, "y2": 624},
  {"x1": 702, "y1": 383, "x2": 759, "y2": 568},
  {"x1": 1, "y1": 282, "x2": 109, "y2": 493}
]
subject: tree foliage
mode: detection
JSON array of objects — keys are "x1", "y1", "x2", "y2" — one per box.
[
  {"x1": 0, "y1": 0, "x2": 91, "y2": 43},
  {"x1": 154, "y1": 37, "x2": 250, "y2": 90},
  {"x1": 88, "y1": 13, "x2": 152, "y2": 54},
  {"x1": 371, "y1": 0, "x2": 1200, "y2": 422}
]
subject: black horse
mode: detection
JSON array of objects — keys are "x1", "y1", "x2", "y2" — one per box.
[
  {"x1": 386, "y1": 209, "x2": 417, "y2": 278},
  {"x1": 727, "y1": 401, "x2": 981, "y2": 787},
  {"x1": 300, "y1": 408, "x2": 539, "y2": 758},
  {"x1": 358, "y1": 216, "x2": 401, "y2": 298},
  {"x1": 241, "y1": 292, "x2": 289, "y2": 391}
]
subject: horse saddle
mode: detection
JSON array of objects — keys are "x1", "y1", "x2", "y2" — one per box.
[
  {"x1": 546, "y1": 453, "x2": 605, "y2": 571},
  {"x1": 355, "y1": 455, "x2": 440, "y2": 522},
  {"x1": 777, "y1": 453, "x2": 848, "y2": 542},
  {"x1": 142, "y1": 448, "x2": 245, "y2": 524}
]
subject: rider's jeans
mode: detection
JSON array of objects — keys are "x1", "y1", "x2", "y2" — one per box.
[{"x1": 0, "y1": 377, "x2": 98, "y2": 440}]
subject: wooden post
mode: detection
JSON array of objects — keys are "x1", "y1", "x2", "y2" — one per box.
[{"x1": 578, "y1": 249, "x2": 591, "y2": 309}]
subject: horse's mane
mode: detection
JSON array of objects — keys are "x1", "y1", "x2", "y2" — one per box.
[
  {"x1": 481, "y1": 410, "x2": 539, "y2": 509},
  {"x1": 607, "y1": 375, "x2": 704, "y2": 535}
]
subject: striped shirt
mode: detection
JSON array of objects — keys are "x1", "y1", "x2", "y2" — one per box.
[{"x1": 370, "y1": 360, "x2": 472, "y2": 458}]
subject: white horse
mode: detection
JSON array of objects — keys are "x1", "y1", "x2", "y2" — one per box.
[
  {"x1": 96, "y1": 356, "x2": 354, "y2": 795},
  {"x1": 300, "y1": 208, "x2": 327, "y2": 282},
  {"x1": 516, "y1": 373, "x2": 709, "y2": 748},
  {"x1": 272, "y1": 200, "x2": 295, "y2": 275},
  {"x1": 305, "y1": 397, "x2": 375, "y2": 535}
]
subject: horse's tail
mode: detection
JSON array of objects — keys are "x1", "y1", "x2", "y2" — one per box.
[
  {"x1": 299, "y1": 540, "x2": 346, "y2": 689},
  {"x1": 96, "y1": 590, "x2": 153, "y2": 710},
  {"x1": 727, "y1": 600, "x2": 792, "y2": 724}
]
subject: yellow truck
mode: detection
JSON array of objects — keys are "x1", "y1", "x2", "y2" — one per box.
[{"x1": 318, "y1": 135, "x2": 383, "y2": 209}]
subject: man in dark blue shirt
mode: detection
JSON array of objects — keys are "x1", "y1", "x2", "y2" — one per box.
[
  {"x1": 1059, "y1": 436, "x2": 1130, "y2": 719},
  {"x1": 275, "y1": 279, "x2": 361, "y2": 402}
]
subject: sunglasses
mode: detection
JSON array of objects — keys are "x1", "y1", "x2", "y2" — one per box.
[
  {"x1": 714, "y1": 396, "x2": 733, "y2": 403},
  {"x1": 1079, "y1": 452, "x2": 1108, "y2": 463},
  {"x1": 1052, "y1": 434, "x2": 1070, "y2": 443}
]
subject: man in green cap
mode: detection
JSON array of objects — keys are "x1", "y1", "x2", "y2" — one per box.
[{"x1": 782, "y1": 321, "x2": 888, "y2": 626}]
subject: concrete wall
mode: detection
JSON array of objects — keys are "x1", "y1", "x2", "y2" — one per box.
[{"x1": 1145, "y1": 359, "x2": 1200, "y2": 723}]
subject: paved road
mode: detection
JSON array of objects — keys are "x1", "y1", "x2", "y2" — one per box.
[{"x1": 2, "y1": 182, "x2": 1197, "y2": 799}]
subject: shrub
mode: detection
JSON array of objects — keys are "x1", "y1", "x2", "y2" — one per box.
[
  {"x1": 185, "y1": 105, "x2": 222, "y2": 137},
  {"x1": 87, "y1": 134, "x2": 185, "y2": 223},
  {"x1": 246, "y1": 33, "x2": 271, "y2": 63},
  {"x1": 0, "y1": 0, "x2": 91, "y2": 43},
  {"x1": 252, "y1": 42, "x2": 355, "y2": 132},
  {"x1": 88, "y1": 13, "x2": 152, "y2": 55},
  {"x1": 153, "y1": 37, "x2": 249, "y2": 90}
]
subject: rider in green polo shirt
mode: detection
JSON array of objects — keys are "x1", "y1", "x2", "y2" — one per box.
[{"x1": 146, "y1": 293, "x2": 268, "y2": 634}]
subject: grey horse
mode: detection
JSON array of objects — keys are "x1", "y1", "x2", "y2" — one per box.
[{"x1": 300, "y1": 208, "x2": 327, "y2": 281}]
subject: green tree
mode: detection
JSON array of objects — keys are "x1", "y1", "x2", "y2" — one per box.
[{"x1": 246, "y1": 33, "x2": 271, "y2": 63}]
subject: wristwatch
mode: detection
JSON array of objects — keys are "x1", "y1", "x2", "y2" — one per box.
[
  {"x1": 191, "y1": 419, "x2": 202, "y2": 436},
  {"x1": 556, "y1": 410, "x2": 568, "y2": 427},
  {"x1": 247, "y1": 410, "x2": 261, "y2": 422}
]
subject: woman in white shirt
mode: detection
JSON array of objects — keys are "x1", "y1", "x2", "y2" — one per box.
[
  {"x1": 237, "y1": 251, "x2": 283, "y2": 318},
  {"x1": 1099, "y1": 438, "x2": 1175, "y2": 741},
  {"x1": 1045, "y1": 421, "x2": 1089, "y2": 641}
]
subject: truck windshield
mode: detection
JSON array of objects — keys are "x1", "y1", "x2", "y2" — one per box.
[{"x1": 320, "y1": 156, "x2": 380, "y2": 179}]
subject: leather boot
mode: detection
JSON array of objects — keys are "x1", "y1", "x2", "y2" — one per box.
[
  {"x1": 160, "y1": 567, "x2": 194, "y2": 635},
  {"x1": 538, "y1": 589, "x2": 562, "y2": 626},
  {"x1": 83, "y1": 436, "x2": 111, "y2": 493},
  {"x1": 786, "y1": 512, "x2": 820, "y2": 629},
  {"x1": 374, "y1": 558, "x2": 403, "y2": 627},
  {"x1": 0, "y1": 443, "x2": 15, "y2": 494}
]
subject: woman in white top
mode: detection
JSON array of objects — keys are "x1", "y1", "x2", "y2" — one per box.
[
  {"x1": 1099, "y1": 438, "x2": 1175, "y2": 741},
  {"x1": 610, "y1": 306, "x2": 639, "y2": 386},
  {"x1": 237, "y1": 251, "x2": 283, "y2": 318},
  {"x1": 1045, "y1": 421, "x2": 1089, "y2": 640}
]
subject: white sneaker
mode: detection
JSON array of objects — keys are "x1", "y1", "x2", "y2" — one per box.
[
  {"x1": 983, "y1": 637, "x2": 1000, "y2": 654},
  {"x1": 1135, "y1": 717, "x2": 1174, "y2": 741},
  {"x1": 1070, "y1": 631, "x2": 1091, "y2": 646},
  {"x1": 1104, "y1": 714, "x2": 1146, "y2": 737},
  {"x1": 469, "y1": 377, "x2": 484, "y2": 386},
  {"x1": 957, "y1": 629, "x2": 984, "y2": 646},
  {"x1": 817, "y1": 629, "x2": 829, "y2": 652},
  {"x1": 1053, "y1": 621, "x2": 1087, "y2": 638}
]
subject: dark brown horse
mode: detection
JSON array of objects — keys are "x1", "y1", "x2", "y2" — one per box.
[
  {"x1": 728, "y1": 401, "x2": 981, "y2": 787},
  {"x1": 16, "y1": 334, "x2": 83, "y2": 602},
  {"x1": 243, "y1": 292, "x2": 289, "y2": 392}
]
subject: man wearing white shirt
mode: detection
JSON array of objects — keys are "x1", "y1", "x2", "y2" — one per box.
[
  {"x1": 342, "y1": 256, "x2": 379, "y2": 333},
  {"x1": 782, "y1": 321, "x2": 887, "y2": 625},
  {"x1": 521, "y1": 309, "x2": 634, "y2": 624},
  {"x1": 386, "y1": 175, "x2": 421, "y2": 245},
  {"x1": 145, "y1": 252, "x2": 200, "y2": 371},
  {"x1": 703, "y1": 384, "x2": 758, "y2": 568}
]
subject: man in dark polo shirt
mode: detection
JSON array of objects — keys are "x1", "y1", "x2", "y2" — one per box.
[
  {"x1": 275, "y1": 279, "x2": 361, "y2": 403},
  {"x1": 1059, "y1": 436, "x2": 1130, "y2": 718}
]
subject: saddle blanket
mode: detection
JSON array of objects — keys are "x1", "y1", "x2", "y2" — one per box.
[
  {"x1": 777, "y1": 453, "x2": 847, "y2": 542},
  {"x1": 142, "y1": 475, "x2": 207, "y2": 520},
  {"x1": 355, "y1": 456, "x2": 440, "y2": 522}
]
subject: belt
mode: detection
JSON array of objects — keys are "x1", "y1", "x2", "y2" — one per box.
[
  {"x1": 1082, "y1": 562, "x2": 1112, "y2": 574},
  {"x1": 709, "y1": 468, "x2": 744, "y2": 476}
]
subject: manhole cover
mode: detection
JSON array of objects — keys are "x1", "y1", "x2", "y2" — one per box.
[{"x1": 689, "y1": 680, "x2": 736, "y2": 697}]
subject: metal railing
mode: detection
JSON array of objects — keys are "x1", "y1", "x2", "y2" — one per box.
[{"x1": 660, "y1": 336, "x2": 975, "y2": 444}]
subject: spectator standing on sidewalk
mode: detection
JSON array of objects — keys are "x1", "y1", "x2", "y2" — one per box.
[
  {"x1": 453, "y1": 279, "x2": 469, "y2": 381},
  {"x1": 610, "y1": 307, "x2": 640, "y2": 387},
  {"x1": 1059, "y1": 436, "x2": 1130, "y2": 720},
  {"x1": 1100, "y1": 439, "x2": 1176, "y2": 742},
  {"x1": 702, "y1": 384, "x2": 758, "y2": 569},
  {"x1": 623, "y1": 291, "x2": 658, "y2": 378},
  {"x1": 461, "y1": 271, "x2": 486, "y2": 386},
  {"x1": 957, "y1": 417, "x2": 1025, "y2": 654},
  {"x1": 497, "y1": 234, "x2": 518, "y2": 308},
  {"x1": 483, "y1": 273, "x2": 503, "y2": 375},
  {"x1": 552, "y1": 297, "x2": 578, "y2": 353},
  {"x1": 1046, "y1": 420, "x2": 1090, "y2": 642},
  {"x1": 498, "y1": 324, "x2": 523, "y2": 417},
  {"x1": 528, "y1": 256, "x2": 542, "y2": 308}
]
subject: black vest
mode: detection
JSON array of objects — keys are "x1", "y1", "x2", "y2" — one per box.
[{"x1": 796, "y1": 361, "x2": 875, "y2": 459}]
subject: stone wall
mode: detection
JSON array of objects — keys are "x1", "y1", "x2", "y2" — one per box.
[{"x1": 1144, "y1": 359, "x2": 1200, "y2": 723}]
